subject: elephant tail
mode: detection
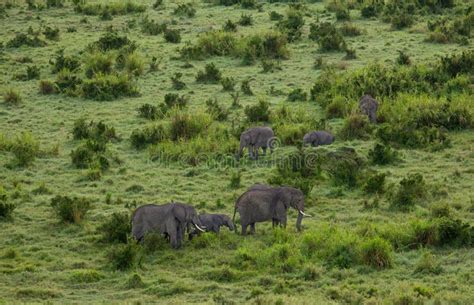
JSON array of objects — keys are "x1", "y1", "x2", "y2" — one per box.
[{"x1": 233, "y1": 207, "x2": 237, "y2": 224}]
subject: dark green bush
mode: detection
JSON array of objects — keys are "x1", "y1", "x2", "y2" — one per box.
[
  {"x1": 196, "y1": 63, "x2": 222, "y2": 83},
  {"x1": 43, "y1": 26, "x2": 60, "y2": 41},
  {"x1": 171, "y1": 73, "x2": 186, "y2": 90},
  {"x1": 70, "y1": 140, "x2": 110, "y2": 171},
  {"x1": 241, "y1": 79, "x2": 253, "y2": 95},
  {"x1": 39, "y1": 80, "x2": 57, "y2": 94},
  {"x1": 16, "y1": 65, "x2": 40, "y2": 81},
  {"x1": 339, "y1": 23, "x2": 362, "y2": 36},
  {"x1": 397, "y1": 50, "x2": 411, "y2": 65},
  {"x1": 390, "y1": 13, "x2": 414, "y2": 29},
  {"x1": 169, "y1": 111, "x2": 210, "y2": 141},
  {"x1": 72, "y1": 119, "x2": 117, "y2": 142},
  {"x1": 339, "y1": 113, "x2": 372, "y2": 140},
  {"x1": 108, "y1": 240, "x2": 142, "y2": 270},
  {"x1": 325, "y1": 96, "x2": 349, "y2": 119},
  {"x1": 309, "y1": 22, "x2": 346, "y2": 51},
  {"x1": 206, "y1": 98, "x2": 229, "y2": 121},
  {"x1": 368, "y1": 142, "x2": 399, "y2": 165},
  {"x1": 84, "y1": 52, "x2": 114, "y2": 78},
  {"x1": 10, "y1": 132, "x2": 40, "y2": 167},
  {"x1": 287, "y1": 88, "x2": 307, "y2": 102},
  {"x1": 325, "y1": 147, "x2": 365, "y2": 188},
  {"x1": 162, "y1": 93, "x2": 188, "y2": 110},
  {"x1": 229, "y1": 171, "x2": 241, "y2": 189},
  {"x1": 75, "y1": 1, "x2": 146, "y2": 16},
  {"x1": 173, "y1": 3, "x2": 195, "y2": 18},
  {"x1": 221, "y1": 77, "x2": 236, "y2": 91},
  {"x1": 50, "y1": 195, "x2": 92, "y2": 224},
  {"x1": 0, "y1": 189, "x2": 15, "y2": 220},
  {"x1": 278, "y1": 9, "x2": 304, "y2": 42},
  {"x1": 137, "y1": 103, "x2": 159, "y2": 120},
  {"x1": 130, "y1": 125, "x2": 166, "y2": 150},
  {"x1": 360, "y1": 237, "x2": 393, "y2": 269},
  {"x1": 46, "y1": 0, "x2": 64, "y2": 8},
  {"x1": 3, "y1": 88, "x2": 22, "y2": 105},
  {"x1": 363, "y1": 172, "x2": 386, "y2": 194},
  {"x1": 164, "y1": 29, "x2": 181, "y2": 43},
  {"x1": 335, "y1": 7, "x2": 350, "y2": 21},
  {"x1": 376, "y1": 124, "x2": 450, "y2": 149},
  {"x1": 223, "y1": 19, "x2": 237, "y2": 32},
  {"x1": 140, "y1": 15, "x2": 167, "y2": 35},
  {"x1": 50, "y1": 49, "x2": 81, "y2": 74},
  {"x1": 390, "y1": 173, "x2": 426, "y2": 211},
  {"x1": 98, "y1": 212, "x2": 131, "y2": 243},
  {"x1": 244, "y1": 99, "x2": 270, "y2": 122},
  {"x1": 90, "y1": 31, "x2": 136, "y2": 52},
  {"x1": 82, "y1": 73, "x2": 139, "y2": 101},
  {"x1": 269, "y1": 11, "x2": 283, "y2": 21},
  {"x1": 435, "y1": 217, "x2": 471, "y2": 247},
  {"x1": 238, "y1": 14, "x2": 253, "y2": 26},
  {"x1": 6, "y1": 33, "x2": 46, "y2": 48}
]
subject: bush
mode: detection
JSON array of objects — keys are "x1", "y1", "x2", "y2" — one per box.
[
  {"x1": 0, "y1": 191, "x2": 15, "y2": 220},
  {"x1": 130, "y1": 124, "x2": 166, "y2": 149},
  {"x1": 241, "y1": 79, "x2": 253, "y2": 95},
  {"x1": 137, "y1": 103, "x2": 159, "y2": 120},
  {"x1": 50, "y1": 195, "x2": 92, "y2": 224},
  {"x1": 72, "y1": 119, "x2": 117, "y2": 142},
  {"x1": 278, "y1": 9, "x2": 304, "y2": 42},
  {"x1": 39, "y1": 80, "x2": 57, "y2": 94},
  {"x1": 223, "y1": 19, "x2": 237, "y2": 32},
  {"x1": 390, "y1": 13, "x2": 414, "y2": 30},
  {"x1": 196, "y1": 63, "x2": 222, "y2": 83},
  {"x1": 43, "y1": 26, "x2": 60, "y2": 41},
  {"x1": 55, "y1": 68, "x2": 82, "y2": 95},
  {"x1": 339, "y1": 113, "x2": 372, "y2": 140},
  {"x1": 162, "y1": 93, "x2": 188, "y2": 111},
  {"x1": 390, "y1": 173, "x2": 426, "y2": 211},
  {"x1": 75, "y1": 1, "x2": 146, "y2": 16},
  {"x1": 50, "y1": 49, "x2": 81, "y2": 74},
  {"x1": 84, "y1": 52, "x2": 114, "y2": 78},
  {"x1": 170, "y1": 72, "x2": 186, "y2": 90},
  {"x1": 242, "y1": 31, "x2": 289, "y2": 64},
  {"x1": 98, "y1": 212, "x2": 131, "y2": 243},
  {"x1": 206, "y1": 98, "x2": 229, "y2": 121},
  {"x1": 339, "y1": 23, "x2": 361, "y2": 36},
  {"x1": 325, "y1": 147, "x2": 365, "y2": 188},
  {"x1": 309, "y1": 22, "x2": 346, "y2": 51},
  {"x1": 245, "y1": 99, "x2": 270, "y2": 122},
  {"x1": 10, "y1": 132, "x2": 40, "y2": 167},
  {"x1": 325, "y1": 96, "x2": 349, "y2": 119},
  {"x1": 124, "y1": 53, "x2": 144, "y2": 76},
  {"x1": 82, "y1": 73, "x2": 139, "y2": 101},
  {"x1": 3, "y1": 88, "x2": 21, "y2": 105},
  {"x1": 360, "y1": 237, "x2": 393, "y2": 269},
  {"x1": 108, "y1": 240, "x2": 142, "y2": 270},
  {"x1": 238, "y1": 14, "x2": 253, "y2": 26},
  {"x1": 368, "y1": 142, "x2": 399, "y2": 165},
  {"x1": 89, "y1": 31, "x2": 135, "y2": 52},
  {"x1": 6, "y1": 33, "x2": 46, "y2": 48},
  {"x1": 221, "y1": 77, "x2": 236, "y2": 91},
  {"x1": 397, "y1": 50, "x2": 411, "y2": 65},
  {"x1": 363, "y1": 172, "x2": 386, "y2": 195},
  {"x1": 164, "y1": 29, "x2": 181, "y2": 43},
  {"x1": 169, "y1": 111, "x2": 211, "y2": 141},
  {"x1": 414, "y1": 251, "x2": 442, "y2": 274},
  {"x1": 287, "y1": 88, "x2": 307, "y2": 102},
  {"x1": 229, "y1": 171, "x2": 241, "y2": 189},
  {"x1": 70, "y1": 140, "x2": 109, "y2": 170},
  {"x1": 143, "y1": 232, "x2": 169, "y2": 252},
  {"x1": 140, "y1": 15, "x2": 167, "y2": 35},
  {"x1": 335, "y1": 7, "x2": 350, "y2": 21},
  {"x1": 435, "y1": 217, "x2": 471, "y2": 247},
  {"x1": 173, "y1": 3, "x2": 195, "y2": 18},
  {"x1": 16, "y1": 65, "x2": 41, "y2": 81},
  {"x1": 70, "y1": 270, "x2": 104, "y2": 284}
]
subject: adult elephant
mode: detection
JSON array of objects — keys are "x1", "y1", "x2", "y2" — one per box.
[
  {"x1": 188, "y1": 213, "x2": 235, "y2": 239},
  {"x1": 233, "y1": 184, "x2": 310, "y2": 235},
  {"x1": 359, "y1": 94, "x2": 379, "y2": 123},
  {"x1": 131, "y1": 202, "x2": 205, "y2": 249},
  {"x1": 303, "y1": 130, "x2": 335, "y2": 147},
  {"x1": 236, "y1": 127, "x2": 275, "y2": 160}
]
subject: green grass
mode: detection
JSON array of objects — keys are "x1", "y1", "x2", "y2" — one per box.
[{"x1": 0, "y1": 0, "x2": 473, "y2": 303}]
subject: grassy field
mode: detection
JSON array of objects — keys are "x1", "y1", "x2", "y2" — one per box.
[{"x1": 0, "y1": 0, "x2": 473, "y2": 304}]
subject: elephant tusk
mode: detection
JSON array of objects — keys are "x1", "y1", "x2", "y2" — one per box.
[
  {"x1": 299, "y1": 210, "x2": 312, "y2": 217},
  {"x1": 195, "y1": 224, "x2": 206, "y2": 232}
]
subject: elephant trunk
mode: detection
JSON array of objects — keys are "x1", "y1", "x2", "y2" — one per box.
[
  {"x1": 296, "y1": 211, "x2": 303, "y2": 232},
  {"x1": 236, "y1": 142, "x2": 245, "y2": 160}
]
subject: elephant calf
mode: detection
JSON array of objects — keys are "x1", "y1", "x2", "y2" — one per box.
[
  {"x1": 233, "y1": 184, "x2": 310, "y2": 235},
  {"x1": 131, "y1": 202, "x2": 205, "y2": 249},
  {"x1": 303, "y1": 130, "x2": 335, "y2": 147},
  {"x1": 237, "y1": 126, "x2": 275, "y2": 160},
  {"x1": 359, "y1": 94, "x2": 379, "y2": 123},
  {"x1": 188, "y1": 213, "x2": 235, "y2": 239}
]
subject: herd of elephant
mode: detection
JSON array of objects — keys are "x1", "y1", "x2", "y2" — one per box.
[
  {"x1": 237, "y1": 94, "x2": 378, "y2": 160},
  {"x1": 131, "y1": 95, "x2": 379, "y2": 248}
]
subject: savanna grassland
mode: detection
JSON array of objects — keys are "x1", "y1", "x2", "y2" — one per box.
[{"x1": 0, "y1": 0, "x2": 473, "y2": 304}]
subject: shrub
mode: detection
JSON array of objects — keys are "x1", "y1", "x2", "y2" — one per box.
[
  {"x1": 98, "y1": 212, "x2": 131, "y2": 243},
  {"x1": 269, "y1": 11, "x2": 283, "y2": 21},
  {"x1": 431, "y1": 202, "x2": 451, "y2": 218},
  {"x1": 435, "y1": 217, "x2": 471, "y2": 247},
  {"x1": 173, "y1": 3, "x2": 195, "y2": 18},
  {"x1": 130, "y1": 124, "x2": 166, "y2": 149},
  {"x1": 84, "y1": 52, "x2": 114, "y2": 78},
  {"x1": 245, "y1": 99, "x2": 270, "y2": 122},
  {"x1": 82, "y1": 73, "x2": 139, "y2": 101},
  {"x1": 75, "y1": 1, "x2": 146, "y2": 16},
  {"x1": 363, "y1": 172, "x2": 386, "y2": 195},
  {"x1": 16, "y1": 65, "x2": 40, "y2": 81},
  {"x1": 50, "y1": 49, "x2": 81, "y2": 74},
  {"x1": 152, "y1": 0, "x2": 163, "y2": 9},
  {"x1": 43, "y1": 26, "x2": 60, "y2": 41},
  {"x1": 278, "y1": 9, "x2": 304, "y2": 42},
  {"x1": 223, "y1": 20, "x2": 237, "y2": 32},
  {"x1": 108, "y1": 240, "x2": 142, "y2": 270},
  {"x1": 221, "y1": 77, "x2": 236, "y2": 91},
  {"x1": 368, "y1": 143, "x2": 399, "y2": 165},
  {"x1": 137, "y1": 103, "x2": 159, "y2": 120},
  {"x1": 143, "y1": 232, "x2": 169, "y2": 252},
  {"x1": 89, "y1": 31, "x2": 135, "y2": 52},
  {"x1": 70, "y1": 140, "x2": 109, "y2": 170},
  {"x1": 229, "y1": 171, "x2": 241, "y2": 189},
  {"x1": 3, "y1": 88, "x2": 21, "y2": 105},
  {"x1": 206, "y1": 98, "x2": 229, "y2": 121},
  {"x1": 170, "y1": 73, "x2": 186, "y2": 90},
  {"x1": 124, "y1": 53, "x2": 144, "y2": 76},
  {"x1": 126, "y1": 273, "x2": 146, "y2": 289},
  {"x1": 241, "y1": 79, "x2": 253, "y2": 95},
  {"x1": 164, "y1": 29, "x2": 181, "y2": 43},
  {"x1": 140, "y1": 15, "x2": 167, "y2": 35},
  {"x1": 339, "y1": 23, "x2": 361, "y2": 36},
  {"x1": 335, "y1": 7, "x2": 350, "y2": 21},
  {"x1": 339, "y1": 113, "x2": 371, "y2": 140},
  {"x1": 50, "y1": 195, "x2": 92, "y2": 224},
  {"x1": 260, "y1": 59, "x2": 281, "y2": 73},
  {"x1": 196, "y1": 63, "x2": 222, "y2": 83},
  {"x1": 325, "y1": 147, "x2": 365, "y2": 188},
  {"x1": 72, "y1": 119, "x2": 117, "y2": 142},
  {"x1": 70, "y1": 270, "x2": 104, "y2": 283},
  {"x1": 0, "y1": 192, "x2": 15, "y2": 220},
  {"x1": 162, "y1": 93, "x2": 188, "y2": 111},
  {"x1": 390, "y1": 13, "x2": 414, "y2": 30},
  {"x1": 10, "y1": 132, "x2": 40, "y2": 167},
  {"x1": 46, "y1": 0, "x2": 64, "y2": 8},
  {"x1": 414, "y1": 251, "x2": 442, "y2": 274},
  {"x1": 238, "y1": 14, "x2": 253, "y2": 26},
  {"x1": 360, "y1": 237, "x2": 393, "y2": 269},
  {"x1": 325, "y1": 96, "x2": 349, "y2": 119},
  {"x1": 390, "y1": 173, "x2": 426, "y2": 211},
  {"x1": 55, "y1": 68, "x2": 82, "y2": 95},
  {"x1": 309, "y1": 22, "x2": 346, "y2": 51},
  {"x1": 344, "y1": 48, "x2": 357, "y2": 60},
  {"x1": 240, "y1": 0, "x2": 256, "y2": 9},
  {"x1": 169, "y1": 111, "x2": 211, "y2": 141},
  {"x1": 242, "y1": 32, "x2": 289, "y2": 64},
  {"x1": 361, "y1": 4, "x2": 379, "y2": 18},
  {"x1": 6, "y1": 33, "x2": 46, "y2": 48},
  {"x1": 397, "y1": 50, "x2": 411, "y2": 65},
  {"x1": 287, "y1": 88, "x2": 307, "y2": 102}
]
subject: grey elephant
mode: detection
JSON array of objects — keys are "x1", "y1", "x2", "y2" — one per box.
[
  {"x1": 237, "y1": 127, "x2": 275, "y2": 160},
  {"x1": 233, "y1": 184, "x2": 310, "y2": 235},
  {"x1": 131, "y1": 202, "x2": 205, "y2": 249},
  {"x1": 359, "y1": 94, "x2": 379, "y2": 123},
  {"x1": 303, "y1": 130, "x2": 335, "y2": 147},
  {"x1": 188, "y1": 213, "x2": 235, "y2": 239}
]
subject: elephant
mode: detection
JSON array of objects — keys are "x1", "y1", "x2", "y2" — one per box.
[
  {"x1": 131, "y1": 202, "x2": 205, "y2": 249},
  {"x1": 303, "y1": 130, "x2": 335, "y2": 147},
  {"x1": 359, "y1": 94, "x2": 379, "y2": 123},
  {"x1": 188, "y1": 213, "x2": 235, "y2": 239},
  {"x1": 237, "y1": 127, "x2": 275, "y2": 160},
  {"x1": 233, "y1": 184, "x2": 310, "y2": 235}
]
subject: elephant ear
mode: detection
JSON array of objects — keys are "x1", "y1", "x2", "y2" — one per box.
[{"x1": 172, "y1": 204, "x2": 187, "y2": 223}]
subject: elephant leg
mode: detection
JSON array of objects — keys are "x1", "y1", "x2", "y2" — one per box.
[
  {"x1": 241, "y1": 222, "x2": 248, "y2": 235},
  {"x1": 250, "y1": 223, "x2": 256, "y2": 234},
  {"x1": 281, "y1": 215, "x2": 287, "y2": 228},
  {"x1": 170, "y1": 232, "x2": 179, "y2": 249},
  {"x1": 254, "y1": 147, "x2": 259, "y2": 160},
  {"x1": 248, "y1": 145, "x2": 253, "y2": 158},
  {"x1": 262, "y1": 147, "x2": 267, "y2": 156},
  {"x1": 272, "y1": 219, "x2": 277, "y2": 228}
]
